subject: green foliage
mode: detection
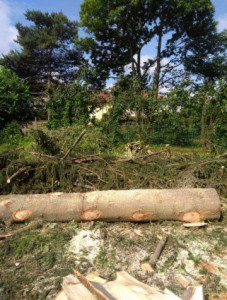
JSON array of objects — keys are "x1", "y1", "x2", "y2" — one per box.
[
  {"x1": 147, "y1": 84, "x2": 202, "y2": 146},
  {"x1": 47, "y1": 124, "x2": 110, "y2": 155},
  {"x1": 79, "y1": 0, "x2": 217, "y2": 89},
  {"x1": 0, "y1": 10, "x2": 82, "y2": 96},
  {"x1": 0, "y1": 121, "x2": 23, "y2": 145},
  {"x1": 188, "y1": 252, "x2": 201, "y2": 264},
  {"x1": 198, "y1": 79, "x2": 227, "y2": 149},
  {"x1": 46, "y1": 83, "x2": 91, "y2": 129},
  {"x1": 0, "y1": 67, "x2": 32, "y2": 129},
  {"x1": 184, "y1": 30, "x2": 227, "y2": 81},
  {"x1": 99, "y1": 77, "x2": 200, "y2": 146},
  {"x1": 99, "y1": 76, "x2": 149, "y2": 143},
  {"x1": 31, "y1": 129, "x2": 60, "y2": 155}
]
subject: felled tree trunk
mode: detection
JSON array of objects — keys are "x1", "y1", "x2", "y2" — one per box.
[{"x1": 0, "y1": 188, "x2": 220, "y2": 224}]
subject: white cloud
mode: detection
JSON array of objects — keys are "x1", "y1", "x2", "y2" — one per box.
[
  {"x1": 0, "y1": 0, "x2": 18, "y2": 56},
  {"x1": 125, "y1": 54, "x2": 156, "y2": 75},
  {"x1": 160, "y1": 86, "x2": 170, "y2": 93},
  {"x1": 217, "y1": 13, "x2": 227, "y2": 32},
  {"x1": 140, "y1": 54, "x2": 156, "y2": 74},
  {"x1": 106, "y1": 80, "x2": 114, "y2": 89}
]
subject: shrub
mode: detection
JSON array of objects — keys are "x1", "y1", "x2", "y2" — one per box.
[
  {"x1": 47, "y1": 83, "x2": 91, "y2": 129},
  {"x1": 0, "y1": 67, "x2": 33, "y2": 130},
  {"x1": 0, "y1": 121, "x2": 23, "y2": 144}
]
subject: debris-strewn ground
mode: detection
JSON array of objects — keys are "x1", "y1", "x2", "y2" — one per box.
[
  {"x1": 0, "y1": 216, "x2": 226, "y2": 300},
  {"x1": 0, "y1": 147, "x2": 226, "y2": 300}
]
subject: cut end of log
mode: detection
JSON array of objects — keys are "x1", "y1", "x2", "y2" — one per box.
[
  {"x1": 0, "y1": 200, "x2": 12, "y2": 206},
  {"x1": 130, "y1": 210, "x2": 154, "y2": 221},
  {"x1": 12, "y1": 210, "x2": 32, "y2": 222},
  {"x1": 80, "y1": 209, "x2": 102, "y2": 221},
  {"x1": 179, "y1": 211, "x2": 202, "y2": 223}
]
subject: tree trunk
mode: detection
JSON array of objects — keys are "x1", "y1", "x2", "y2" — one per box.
[
  {"x1": 0, "y1": 189, "x2": 220, "y2": 224},
  {"x1": 153, "y1": 32, "x2": 162, "y2": 100},
  {"x1": 201, "y1": 95, "x2": 207, "y2": 147},
  {"x1": 47, "y1": 49, "x2": 53, "y2": 121}
]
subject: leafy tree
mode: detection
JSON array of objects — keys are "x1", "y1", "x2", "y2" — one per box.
[
  {"x1": 0, "y1": 67, "x2": 32, "y2": 130},
  {"x1": 197, "y1": 79, "x2": 227, "y2": 149},
  {"x1": 1, "y1": 11, "x2": 83, "y2": 95},
  {"x1": 184, "y1": 30, "x2": 227, "y2": 81},
  {"x1": 46, "y1": 83, "x2": 91, "y2": 129},
  {"x1": 79, "y1": 0, "x2": 156, "y2": 86},
  {"x1": 79, "y1": 0, "x2": 219, "y2": 94}
]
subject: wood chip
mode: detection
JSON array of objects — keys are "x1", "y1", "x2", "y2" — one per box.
[
  {"x1": 140, "y1": 262, "x2": 155, "y2": 273},
  {"x1": 183, "y1": 222, "x2": 207, "y2": 228},
  {"x1": 176, "y1": 275, "x2": 190, "y2": 288},
  {"x1": 134, "y1": 229, "x2": 144, "y2": 237},
  {"x1": 200, "y1": 261, "x2": 217, "y2": 274}
]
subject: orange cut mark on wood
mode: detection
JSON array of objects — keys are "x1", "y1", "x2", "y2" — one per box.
[
  {"x1": 80, "y1": 209, "x2": 102, "y2": 221},
  {"x1": 130, "y1": 211, "x2": 154, "y2": 221},
  {"x1": 12, "y1": 210, "x2": 32, "y2": 222},
  {"x1": 179, "y1": 211, "x2": 202, "y2": 223}
]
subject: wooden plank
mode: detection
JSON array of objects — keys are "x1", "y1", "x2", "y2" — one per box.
[{"x1": 103, "y1": 271, "x2": 174, "y2": 300}]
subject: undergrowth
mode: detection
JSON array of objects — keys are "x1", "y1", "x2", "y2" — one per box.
[{"x1": 0, "y1": 126, "x2": 226, "y2": 197}]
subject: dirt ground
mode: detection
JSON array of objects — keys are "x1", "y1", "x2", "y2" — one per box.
[{"x1": 0, "y1": 149, "x2": 226, "y2": 300}]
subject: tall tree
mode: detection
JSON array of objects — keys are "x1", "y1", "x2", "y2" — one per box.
[
  {"x1": 1, "y1": 11, "x2": 83, "y2": 96},
  {"x1": 79, "y1": 0, "x2": 156, "y2": 86},
  {"x1": 79, "y1": 0, "x2": 219, "y2": 94}
]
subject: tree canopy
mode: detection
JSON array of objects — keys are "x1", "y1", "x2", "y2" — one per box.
[
  {"x1": 79, "y1": 0, "x2": 223, "y2": 92},
  {"x1": 1, "y1": 11, "x2": 83, "y2": 95}
]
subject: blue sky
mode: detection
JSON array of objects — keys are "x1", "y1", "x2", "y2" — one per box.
[{"x1": 0, "y1": 0, "x2": 226, "y2": 87}]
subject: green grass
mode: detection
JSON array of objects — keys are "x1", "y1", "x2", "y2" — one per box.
[{"x1": 0, "y1": 224, "x2": 76, "y2": 300}]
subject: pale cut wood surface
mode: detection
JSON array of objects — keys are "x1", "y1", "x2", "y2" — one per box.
[
  {"x1": 0, "y1": 188, "x2": 220, "y2": 224},
  {"x1": 56, "y1": 271, "x2": 182, "y2": 300}
]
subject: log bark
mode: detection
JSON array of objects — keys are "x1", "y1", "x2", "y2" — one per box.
[{"x1": 0, "y1": 188, "x2": 220, "y2": 224}]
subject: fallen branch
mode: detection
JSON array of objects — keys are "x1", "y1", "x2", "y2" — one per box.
[
  {"x1": 77, "y1": 165, "x2": 107, "y2": 184},
  {"x1": 7, "y1": 167, "x2": 30, "y2": 184},
  {"x1": 73, "y1": 269, "x2": 111, "y2": 300},
  {"x1": 0, "y1": 219, "x2": 43, "y2": 239},
  {"x1": 28, "y1": 151, "x2": 56, "y2": 160},
  {"x1": 117, "y1": 148, "x2": 170, "y2": 163},
  {"x1": 150, "y1": 234, "x2": 168, "y2": 268},
  {"x1": 72, "y1": 155, "x2": 102, "y2": 164},
  {"x1": 7, "y1": 166, "x2": 46, "y2": 183},
  {"x1": 168, "y1": 158, "x2": 227, "y2": 170},
  {"x1": 61, "y1": 129, "x2": 86, "y2": 161}
]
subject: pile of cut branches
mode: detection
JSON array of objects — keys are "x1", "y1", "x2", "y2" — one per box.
[{"x1": 0, "y1": 130, "x2": 226, "y2": 197}]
